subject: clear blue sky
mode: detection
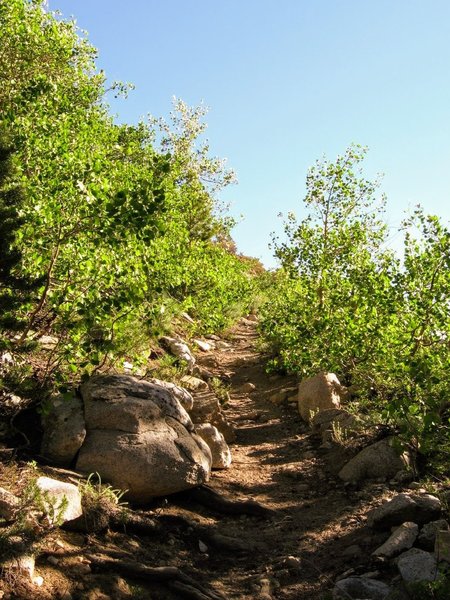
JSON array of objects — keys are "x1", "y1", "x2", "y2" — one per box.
[{"x1": 48, "y1": 0, "x2": 450, "y2": 267}]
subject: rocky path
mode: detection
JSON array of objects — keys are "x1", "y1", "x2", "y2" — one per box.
[{"x1": 184, "y1": 318, "x2": 391, "y2": 599}]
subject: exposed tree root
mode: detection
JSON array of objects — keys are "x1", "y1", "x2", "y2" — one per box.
[
  {"x1": 86, "y1": 553, "x2": 228, "y2": 600},
  {"x1": 185, "y1": 485, "x2": 277, "y2": 517}
]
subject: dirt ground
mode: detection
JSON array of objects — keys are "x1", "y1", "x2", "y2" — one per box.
[{"x1": 0, "y1": 319, "x2": 407, "y2": 599}]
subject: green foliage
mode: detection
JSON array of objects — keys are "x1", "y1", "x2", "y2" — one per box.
[
  {"x1": 0, "y1": 128, "x2": 42, "y2": 344},
  {"x1": 0, "y1": 0, "x2": 256, "y2": 391},
  {"x1": 261, "y1": 146, "x2": 450, "y2": 464}
]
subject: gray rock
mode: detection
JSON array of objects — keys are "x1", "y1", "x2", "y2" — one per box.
[
  {"x1": 0, "y1": 486, "x2": 20, "y2": 520},
  {"x1": 368, "y1": 493, "x2": 441, "y2": 530},
  {"x1": 194, "y1": 423, "x2": 231, "y2": 469},
  {"x1": 372, "y1": 522, "x2": 418, "y2": 558},
  {"x1": 180, "y1": 375, "x2": 209, "y2": 392},
  {"x1": 396, "y1": 548, "x2": 437, "y2": 582},
  {"x1": 339, "y1": 438, "x2": 412, "y2": 484},
  {"x1": 298, "y1": 372, "x2": 344, "y2": 422},
  {"x1": 41, "y1": 393, "x2": 86, "y2": 466},
  {"x1": 76, "y1": 424, "x2": 211, "y2": 502},
  {"x1": 333, "y1": 576, "x2": 391, "y2": 599},
  {"x1": 36, "y1": 476, "x2": 83, "y2": 523},
  {"x1": 81, "y1": 374, "x2": 194, "y2": 432},
  {"x1": 417, "y1": 519, "x2": 449, "y2": 551}
]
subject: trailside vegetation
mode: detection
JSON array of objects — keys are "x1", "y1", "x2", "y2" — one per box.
[
  {"x1": 260, "y1": 145, "x2": 450, "y2": 469},
  {"x1": 0, "y1": 0, "x2": 256, "y2": 389}
]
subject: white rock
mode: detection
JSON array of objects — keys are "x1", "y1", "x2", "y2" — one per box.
[
  {"x1": 192, "y1": 339, "x2": 212, "y2": 352},
  {"x1": 194, "y1": 423, "x2": 232, "y2": 469},
  {"x1": 36, "y1": 477, "x2": 83, "y2": 523},
  {"x1": 372, "y1": 522, "x2": 418, "y2": 558}
]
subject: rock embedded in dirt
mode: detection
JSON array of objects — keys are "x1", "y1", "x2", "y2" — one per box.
[
  {"x1": 77, "y1": 426, "x2": 212, "y2": 503},
  {"x1": 367, "y1": 493, "x2": 442, "y2": 530},
  {"x1": 239, "y1": 382, "x2": 256, "y2": 393},
  {"x1": 396, "y1": 547, "x2": 437, "y2": 582},
  {"x1": 188, "y1": 389, "x2": 236, "y2": 443},
  {"x1": 372, "y1": 522, "x2": 418, "y2": 558},
  {"x1": 41, "y1": 393, "x2": 86, "y2": 466},
  {"x1": 36, "y1": 476, "x2": 83, "y2": 523},
  {"x1": 269, "y1": 386, "x2": 297, "y2": 405},
  {"x1": 298, "y1": 372, "x2": 345, "y2": 423},
  {"x1": 194, "y1": 423, "x2": 232, "y2": 469},
  {"x1": 332, "y1": 576, "x2": 391, "y2": 599},
  {"x1": 180, "y1": 374, "x2": 209, "y2": 392},
  {"x1": 338, "y1": 437, "x2": 412, "y2": 484},
  {"x1": 0, "y1": 486, "x2": 20, "y2": 520},
  {"x1": 192, "y1": 338, "x2": 213, "y2": 352}
]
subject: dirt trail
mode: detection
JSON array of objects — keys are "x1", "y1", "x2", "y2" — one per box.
[{"x1": 184, "y1": 318, "x2": 385, "y2": 600}]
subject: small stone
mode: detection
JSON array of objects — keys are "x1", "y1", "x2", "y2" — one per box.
[
  {"x1": 180, "y1": 375, "x2": 208, "y2": 391},
  {"x1": 192, "y1": 339, "x2": 212, "y2": 352},
  {"x1": 36, "y1": 477, "x2": 83, "y2": 523},
  {"x1": 47, "y1": 556, "x2": 59, "y2": 565},
  {"x1": 239, "y1": 382, "x2": 256, "y2": 393},
  {"x1": 199, "y1": 540, "x2": 208, "y2": 553},
  {"x1": 342, "y1": 545, "x2": 363, "y2": 558},
  {"x1": 397, "y1": 548, "x2": 437, "y2": 582},
  {"x1": 283, "y1": 555, "x2": 302, "y2": 571},
  {"x1": 33, "y1": 576, "x2": 44, "y2": 587}
]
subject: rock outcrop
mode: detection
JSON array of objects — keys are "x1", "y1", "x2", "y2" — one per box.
[{"x1": 42, "y1": 374, "x2": 214, "y2": 502}]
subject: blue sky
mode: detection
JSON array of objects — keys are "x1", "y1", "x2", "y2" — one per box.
[{"x1": 48, "y1": 0, "x2": 450, "y2": 267}]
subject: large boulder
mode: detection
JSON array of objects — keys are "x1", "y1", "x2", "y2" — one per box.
[
  {"x1": 298, "y1": 372, "x2": 345, "y2": 423},
  {"x1": 41, "y1": 393, "x2": 86, "y2": 465},
  {"x1": 338, "y1": 437, "x2": 411, "y2": 484},
  {"x1": 75, "y1": 375, "x2": 211, "y2": 502}
]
